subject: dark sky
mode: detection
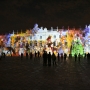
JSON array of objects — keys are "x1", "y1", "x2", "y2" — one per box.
[{"x1": 0, "y1": 0, "x2": 90, "y2": 34}]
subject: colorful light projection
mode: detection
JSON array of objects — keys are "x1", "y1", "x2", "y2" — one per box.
[
  {"x1": 71, "y1": 38, "x2": 84, "y2": 57},
  {"x1": 0, "y1": 24, "x2": 90, "y2": 57}
]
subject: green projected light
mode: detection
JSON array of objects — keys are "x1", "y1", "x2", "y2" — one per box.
[{"x1": 71, "y1": 40, "x2": 84, "y2": 57}]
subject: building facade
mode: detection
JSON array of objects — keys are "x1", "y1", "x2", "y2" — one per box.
[{"x1": 0, "y1": 24, "x2": 90, "y2": 56}]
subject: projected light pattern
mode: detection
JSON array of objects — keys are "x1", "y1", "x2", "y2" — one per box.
[
  {"x1": 0, "y1": 24, "x2": 90, "y2": 57},
  {"x1": 71, "y1": 39, "x2": 84, "y2": 56}
]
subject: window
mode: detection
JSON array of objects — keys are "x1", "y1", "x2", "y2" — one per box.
[
  {"x1": 54, "y1": 35, "x2": 56, "y2": 38},
  {"x1": 53, "y1": 41, "x2": 56, "y2": 46},
  {"x1": 35, "y1": 43, "x2": 37, "y2": 46},
  {"x1": 40, "y1": 36, "x2": 42, "y2": 39},
  {"x1": 30, "y1": 36, "x2": 32, "y2": 39},
  {"x1": 40, "y1": 41, "x2": 42, "y2": 46},
  {"x1": 34, "y1": 41, "x2": 37, "y2": 46}
]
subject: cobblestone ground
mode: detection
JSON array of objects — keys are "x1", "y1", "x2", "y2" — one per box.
[{"x1": 0, "y1": 56, "x2": 90, "y2": 90}]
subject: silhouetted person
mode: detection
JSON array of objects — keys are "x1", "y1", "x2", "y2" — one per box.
[
  {"x1": 69, "y1": 53, "x2": 72, "y2": 59},
  {"x1": 43, "y1": 51, "x2": 45, "y2": 66},
  {"x1": 87, "y1": 53, "x2": 90, "y2": 60},
  {"x1": 37, "y1": 51, "x2": 40, "y2": 57},
  {"x1": 64, "y1": 53, "x2": 67, "y2": 60},
  {"x1": 26, "y1": 52, "x2": 28, "y2": 59},
  {"x1": 87, "y1": 53, "x2": 89, "y2": 60},
  {"x1": 84, "y1": 53, "x2": 87, "y2": 59},
  {"x1": 43, "y1": 51, "x2": 47, "y2": 66},
  {"x1": 52, "y1": 52, "x2": 56, "y2": 66},
  {"x1": 87, "y1": 53, "x2": 90, "y2": 63},
  {"x1": 30, "y1": 52, "x2": 33, "y2": 59},
  {"x1": 48, "y1": 52, "x2": 52, "y2": 66},
  {"x1": 35, "y1": 51, "x2": 37, "y2": 57},
  {"x1": 21, "y1": 53, "x2": 23, "y2": 60},
  {"x1": 74, "y1": 53, "x2": 77, "y2": 61}
]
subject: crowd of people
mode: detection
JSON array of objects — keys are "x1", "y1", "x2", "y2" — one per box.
[{"x1": 0, "y1": 50, "x2": 90, "y2": 66}]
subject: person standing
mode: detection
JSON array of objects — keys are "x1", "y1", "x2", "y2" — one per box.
[
  {"x1": 78, "y1": 53, "x2": 81, "y2": 62},
  {"x1": 35, "y1": 51, "x2": 37, "y2": 57},
  {"x1": 48, "y1": 52, "x2": 52, "y2": 66},
  {"x1": 43, "y1": 51, "x2": 47, "y2": 66},
  {"x1": 21, "y1": 53, "x2": 23, "y2": 60},
  {"x1": 30, "y1": 52, "x2": 33, "y2": 59},
  {"x1": 64, "y1": 53, "x2": 67, "y2": 60},
  {"x1": 75, "y1": 53, "x2": 77, "y2": 62},
  {"x1": 52, "y1": 52, "x2": 56, "y2": 66},
  {"x1": 26, "y1": 51, "x2": 28, "y2": 59},
  {"x1": 37, "y1": 51, "x2": 40, "y2": 58}
]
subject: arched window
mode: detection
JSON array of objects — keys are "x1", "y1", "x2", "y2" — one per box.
[
  {"x1": 54, "y1": 35, "x2": 56, "y2": 38},
  {"x1": 40, "y1": 36, "x2": 42, "y2": 39},
  {"x1": 30, "y1": 36, "x2": 32, "y2": 39},
  {"x1": 34, "y1": 40, "x2": 37, "y2": 46}
]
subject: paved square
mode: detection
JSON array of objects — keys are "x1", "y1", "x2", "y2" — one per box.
[{"x1": 0, "y1": 56, "x2": 90, "y2": 90}]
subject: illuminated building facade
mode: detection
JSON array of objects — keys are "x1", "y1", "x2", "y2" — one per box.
[{"x1": 0, "y1": 24, "x2": 90, "y2": 56}]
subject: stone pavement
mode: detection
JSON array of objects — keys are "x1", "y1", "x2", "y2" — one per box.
[{"x1": 0, "y1": 56, "x2": 90, "y2": 90}]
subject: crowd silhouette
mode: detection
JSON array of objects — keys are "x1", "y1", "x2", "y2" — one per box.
[{"x1": 1, "y1": 49, "x2": 90, "y2": 66}]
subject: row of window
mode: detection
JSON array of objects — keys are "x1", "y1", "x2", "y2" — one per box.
[
  {"x1": 30, "y1": 35, "x2": 61, "y2": 39},
  {"x1": 29, "y1": 41, "x2": 67, "y2": 46}
]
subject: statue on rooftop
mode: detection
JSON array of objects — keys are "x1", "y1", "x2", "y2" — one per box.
[
  {"x1": 32, "y1": 23, "x2": 40, "y2": 34},
  {"x1": 88, "y1": 25, "x2": 90, "y2": 33},
  {"x1": 84, "y1": 25, "x2": 90, "y2": 37}
]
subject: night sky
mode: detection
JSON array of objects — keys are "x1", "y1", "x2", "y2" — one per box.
[{"x1": 0, "y1": 0, "x2": 90, "y2": 34}]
